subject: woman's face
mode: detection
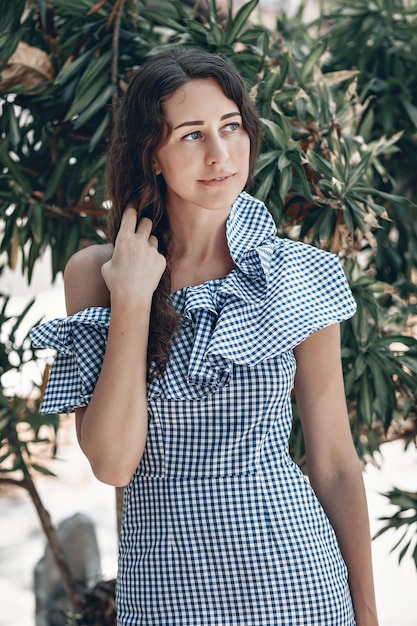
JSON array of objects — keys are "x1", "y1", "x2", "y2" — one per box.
[{"x1": 154, "y1": 78, "x2": 250, "y2": 216}]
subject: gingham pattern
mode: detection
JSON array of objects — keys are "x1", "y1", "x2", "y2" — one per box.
[
  {"x1": 119, "y1": 347, "x2": 355, "y2": 624},
  {"x1": 30, "y1": 307, "x2": 110, "y2": 413},
  {"x1": 31, "y1": 192, "x2": 357, "y2": 624},
  {"x1": 30, "y1": 192, "x2": 356, "y2": 410}
]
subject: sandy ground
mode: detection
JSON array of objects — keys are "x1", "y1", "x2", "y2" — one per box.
[{"x1": 1, "y1": 255, "x2": 417, "y2": 625}]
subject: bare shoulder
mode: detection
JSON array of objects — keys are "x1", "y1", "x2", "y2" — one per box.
[{"x1": 64, "y1": 243, "x2": 114, "y2": 314}]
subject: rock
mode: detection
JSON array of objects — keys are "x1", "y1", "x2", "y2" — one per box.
[{"x1": 34, "y1": 513, "x2": 102, "y2": 626}]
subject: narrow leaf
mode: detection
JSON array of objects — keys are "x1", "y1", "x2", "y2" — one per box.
[{"x1": 225, "y1": 0, "x2": 259, "y2": 44}]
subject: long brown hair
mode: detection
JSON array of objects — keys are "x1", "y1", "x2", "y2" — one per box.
[{"x1": 106, "y1": 48, "x2": 262, "y2": 379}]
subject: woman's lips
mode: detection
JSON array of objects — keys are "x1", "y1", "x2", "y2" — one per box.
[{"x1": 198, "y1": 174, "x2": 236, "y2": 186}]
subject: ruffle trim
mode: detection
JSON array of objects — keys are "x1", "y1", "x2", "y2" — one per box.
[
  {"x1": 30, "y1": 193, "x2": 356, "y2": 410},
  {"x1": 30, "y1": 307, "x2": 110, "y2": 413},
  {"x1": 147, "y1": 239, "x2": 356, "y2": 400}
]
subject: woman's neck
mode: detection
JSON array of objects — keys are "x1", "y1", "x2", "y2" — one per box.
[{"x1": 166, "y1": 206, "x2": 235, "y2": 292}]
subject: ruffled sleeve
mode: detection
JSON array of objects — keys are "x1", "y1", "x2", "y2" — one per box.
[{"x1": 30, "y1": 307, "x2": 110, "y2": 414}]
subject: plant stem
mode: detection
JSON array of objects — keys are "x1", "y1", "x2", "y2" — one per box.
[{"x1": 7, "y1": 420, "x2": 84, "y2": 613}]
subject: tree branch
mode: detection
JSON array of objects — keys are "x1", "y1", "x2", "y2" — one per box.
[
  {"x1": 6, "y1": 420, "x2": 84, "y2": 613},
  {"x1": 0, "y1": 477, "x2": 26, "y2": 488},
  {"x1": 110, "y1": 0, "x2": 127, "y2": 116}
]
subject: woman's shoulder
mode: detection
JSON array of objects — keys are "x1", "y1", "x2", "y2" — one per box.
[{"x1": 64, "y1": 243, "x2": 114, "y2": 314}]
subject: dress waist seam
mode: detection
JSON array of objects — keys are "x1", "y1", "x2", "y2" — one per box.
[{"x1": 134, "y1": 457, "x2": 294, "y2": 481}]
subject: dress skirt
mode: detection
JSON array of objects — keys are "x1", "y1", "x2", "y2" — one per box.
[{"x1": 116, "y1": 356, "x2": 356, "y2": 626}]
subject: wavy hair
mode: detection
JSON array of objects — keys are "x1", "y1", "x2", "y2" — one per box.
[{"x1": 106, "y1": 48, "x2": 262, "y2": 379}]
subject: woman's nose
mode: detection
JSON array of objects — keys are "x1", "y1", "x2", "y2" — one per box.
[{"x1": 205, "y1": 135, "x2": 229, "y2": 165}]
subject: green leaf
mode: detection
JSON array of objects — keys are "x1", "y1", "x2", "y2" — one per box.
[
  {"x1": 184, "y1": 20, "x2": 210, "y2": 40},
  {"x1": 73, "y1": 84, "x2": 114, "y2": 128},
  {"x1": 402, "y1": 100, "x2": 417, "y2": 127},
  {"x1": 65, "y1": 72, "x2": 110, "y2": 121},
  {"x1": 28, "y1": 203, "x2": 44, "y2": 245},
  {"x1": 255, "y1": 165, "x2": 276, "y2": 202},
  {"x1": 278, "y1": 165, "x2": 293, "y2": 201},
  {"x1": 30, "y1": 463, "x2": 56, "y2": 477},
  {"x1": 89, "y1": 109, "x2": 111, "y2": 152},
  {"x1": 225, "y1": 0, "x2": 259, "y2": 45},
  {"x1": 75, "y1": 50, "x2": 114, "y2": 101},
  {"x1": 0, "y1": 142, "x2": 31, "y2": 195},
  {"x1": 6, "y1": 105, "x2": 20, "y2": 148},
  {"x1": 27, "y1": 240, "x2": 41, "y2": 284},
  {"x1": 359, "y1": 372, "x2": 373, "y2": 426},
  {"x1": 272, "y1": 87, "x2": 303, "y2": 106},
  {"x1": 208, "y1": 23, "x2": 224, "y2": 45},
  {"x1": 291, "y1": 161, "x2": 314, "y2": 203},
  {"x1": 398, "y1": 355, "x2": 417, "y2": 375},
  {"x1": 44, "y1": 151, "x2": 73, "y2": 200},
  {"x1": 398, "y1": 539, "x2": 413, "y2": 565},
  {"x1": 238, "y1": 26, "x2": 268, "y2": 46},
  {"x1": 300, "y1": 42, "x2": 327, "y2": 83},
  {"x1": 206, "y1": 0, "x2": 218, "y2": 21},
  {"x1": 65, "y1": 221, "x2": 81, "y2": 261},
  {"x1": 261, "y1": 118, "x2": 289, "y2": 148},
  {"x1": 254, "y1": 150, "x2": 280, "y2": 176},
  {"x1": 262, "y1": 67, "x2": 285, "y2": 102},
  {"x1": 0, "y1": 0, "x2": 26, "y2": 34},
  {"x1": 368, "y1": 358, "x2": 392, "y2": 411},
  {"x1": 306, "y1": 151, "x2": 333, "y2": 179},
  {"x1": 54, "y1": 48, "x2": 96, "y2": 87},
  {"x1": 322, "y1": 69, "x2": 360, "y2": 86},
  {"x1": 278, "y1": 152, "x2": 291, "y2": 170}
]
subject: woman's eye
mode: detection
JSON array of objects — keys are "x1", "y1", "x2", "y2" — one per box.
[
  {"x1": 225, "y1": 122, "x2": 240, "y2": 132},
  {"x1": 183, "y1": 131, "x2": 201, "y2": 141}
]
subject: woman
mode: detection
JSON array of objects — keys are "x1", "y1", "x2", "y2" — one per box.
[{"x1": 31, "y1": 48, "x2": 379, "y2": 625}]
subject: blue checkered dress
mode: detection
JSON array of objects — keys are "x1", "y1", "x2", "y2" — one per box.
[{"x1": 31, "y1": 193, "x2": 357, "y2": 625}]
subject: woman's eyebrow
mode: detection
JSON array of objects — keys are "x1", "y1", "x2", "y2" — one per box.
[{"x1": 173, "y1": 111, "x2": 241, "y2": 130}]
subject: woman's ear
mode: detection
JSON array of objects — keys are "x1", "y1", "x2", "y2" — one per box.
[{"x1": 152, "y1": 158, "x2": 162, "y2": 176}]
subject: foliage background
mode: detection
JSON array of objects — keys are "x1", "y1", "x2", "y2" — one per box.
[{"x1": 0, "y1": 0, "x2": 416, "y2": 614}]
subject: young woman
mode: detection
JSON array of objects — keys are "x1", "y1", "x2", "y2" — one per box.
[{"x1": 31, "y1": 48, "x2": 379, "y2": 625}]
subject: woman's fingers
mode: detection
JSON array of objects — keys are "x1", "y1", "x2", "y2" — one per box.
[
  {"x1": 118, "y1": 204, "x2": 138, "y2": 233},
  {"x1": 149, "y1": 234, "x2": 159, "y2": 249},
  {"x1": 119, "y1": 207, "x2": 155, "y2": 242},
  {"x1": 103, "y1": 206, "x2": 165, "y2": 303},
  {"x1": 135, "y1": 216, "x2": 153, "y2": 239}
]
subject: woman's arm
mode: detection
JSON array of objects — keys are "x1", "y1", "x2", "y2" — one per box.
[
  {"x1": 293, "y1": 323, "x2": 379, "y2": 626},
  {"x1": 65, "y1": 209, "x2": 166, "y2": 487}
]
